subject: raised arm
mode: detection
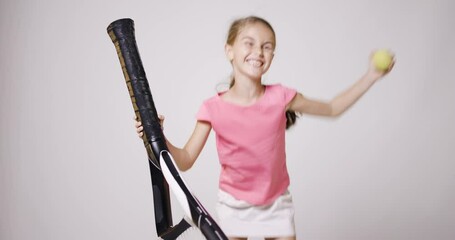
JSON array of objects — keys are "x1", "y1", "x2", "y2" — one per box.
[{"x1": 287, "y1": 52, "x2": 395, "y2": 117}]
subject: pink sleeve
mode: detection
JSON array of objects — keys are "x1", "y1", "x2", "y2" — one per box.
[
  {"x1": 281, "y1": 84, "x2": 297, "y2": 105},
  {"x1": 196, "y1": 101, "x2": 211, "y2": 122}
]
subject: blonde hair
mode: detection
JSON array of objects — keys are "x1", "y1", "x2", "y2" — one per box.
[
  {"x1": 226, "y1": 16, "x2": 298, "y2": 129},
  {"x1": 226, "y1": 16, "x2": 276, "y2": 47}
]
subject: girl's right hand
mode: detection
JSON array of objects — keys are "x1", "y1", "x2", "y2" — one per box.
[
  {"x1": 134, "y1": 117, "x2": 144, "y2": 138},
  {"x1": 134, "y1": 115, "x2": 165, "y2": 138}
]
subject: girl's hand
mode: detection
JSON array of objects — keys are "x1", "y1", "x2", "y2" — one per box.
[
  {"x1": 366, "y1": 51, "x2": 396, "y2": 81},
  {"x1": 134, "y1": 115, "x2": 165, "y2": 138},
  {"x1": 134, "y1": 117, "x2": 144, "y2": 138}
]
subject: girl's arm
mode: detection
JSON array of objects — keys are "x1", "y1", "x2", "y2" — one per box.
[
  {"x1": 135, "y1": 118, "x2": 212, "y2": 171},
  {"x1": 165, "y1": 121, "x2": 212, "y2": 171},
  {"x1": 288, "y1": 53, "x2": 394, "y2": 117}
]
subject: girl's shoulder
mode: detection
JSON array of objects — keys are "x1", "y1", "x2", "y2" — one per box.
[
  {"x1": 199, "y1": 91, "x2": 224, "y2": 107},
  {"x1": 264, "y1": 83, "x2": 296, "y2": 95},
  {"x1": 264, "y1": 83, "x2": 282, "y2": 91},
  {"x1": 264, "y1": 83, "x2": 297, "y2": 103}
]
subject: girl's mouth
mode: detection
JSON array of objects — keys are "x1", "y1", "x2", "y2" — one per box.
[{"x1": 246, "y1": 59, "x2": 264, "y2": 67}]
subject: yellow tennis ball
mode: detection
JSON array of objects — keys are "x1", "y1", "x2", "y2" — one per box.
[{"x1": 373, "y1": 50, "x2": 393, "y2": 71}]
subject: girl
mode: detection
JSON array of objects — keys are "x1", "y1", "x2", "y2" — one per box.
[{"x1": 136, "y1": 16, "x2": 394, "y2": 240}]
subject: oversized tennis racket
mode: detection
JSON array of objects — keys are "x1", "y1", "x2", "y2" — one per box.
[{"x1": 107, "y1": 18, "x2": 227, "y2": 240}]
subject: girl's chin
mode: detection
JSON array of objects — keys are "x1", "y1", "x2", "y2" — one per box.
[
  {"x1": 243, "y1": 70, "x2": 262, "y2": 78},
  {"x1": 235, "y1": 66, "x2": 267, "y2": 80},
  {"x1": 246, "y1": 67, "x2": 266, "y2": 76}
]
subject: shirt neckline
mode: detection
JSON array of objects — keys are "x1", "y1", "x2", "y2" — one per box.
[{"x1": 217, "y1": 85, "x2": 269, "y2": 108}]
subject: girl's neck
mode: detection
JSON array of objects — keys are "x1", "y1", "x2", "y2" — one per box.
[
  {"x1": 231, "y1": 74, "x2": 264, "y2": 96},
  {"x1": 230, "y1": 84, "x2": 264, "y2": 101},
  {"x1": 223, "y1": 76, "x2": 265, "y2": 106},
  {"x1": 231, "y1": 75, "x2": 264, "y2": 97}
]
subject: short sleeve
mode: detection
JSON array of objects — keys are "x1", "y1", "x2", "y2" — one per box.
[
  {"x1": 280, "y1": 84, "x2": 297, "y2": 105},
  {"x1": 196, "y1": 100, "x2": 211, "y2": 123}
]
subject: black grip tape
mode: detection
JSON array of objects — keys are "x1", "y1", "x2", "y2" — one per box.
[
  {"x1": 107, "y1": 18, "x2": 167, "y2": 163},
  {"x1": 107, "y1": 18, "x2": 172, "y2": 236}
]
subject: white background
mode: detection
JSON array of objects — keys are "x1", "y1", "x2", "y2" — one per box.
[{"x1": 1, "y1": 0, "x2": 454, "y2": 239}]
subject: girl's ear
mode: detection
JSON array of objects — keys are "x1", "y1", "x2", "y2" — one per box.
[{"x1": 225, "y1": 44, "x2": 234, "y2": 62}]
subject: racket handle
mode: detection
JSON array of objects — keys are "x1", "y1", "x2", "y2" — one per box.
[
  {"x1": 107, "y1": 18, "x2": 173, "y2": 236},
  {"x1": 107, "y1": 18, "x2": 166, "y2": 163}
]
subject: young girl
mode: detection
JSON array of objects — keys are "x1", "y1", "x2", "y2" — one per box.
[{"x1": 136, "y1": 16, "x2": 394, "y2": 240}]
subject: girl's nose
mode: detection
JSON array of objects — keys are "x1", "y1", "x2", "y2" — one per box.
[{"x1": 254, "y1": 45, "x2": 263, "y2": 55}]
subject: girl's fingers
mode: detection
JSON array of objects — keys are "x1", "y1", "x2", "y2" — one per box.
[
  {"x1": 137, "y1": 125, "x2": 144, "y2": 138},
  {"x1": 134, "y1": 115, "x2": 164, "y2": 138},
  {"x1": 135, "y1": 121, "x2": 142, "y2": 127},
  {"x1": 133, "y1": 115, "x2": 144, "y2": 138},
  {"x1": 158, "y1": 115, "x2": 165, "y2": 129}
]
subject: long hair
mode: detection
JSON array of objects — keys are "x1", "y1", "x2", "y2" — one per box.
[{"x1": 226, "y1": 16, "x2": 298, "y2": 129}]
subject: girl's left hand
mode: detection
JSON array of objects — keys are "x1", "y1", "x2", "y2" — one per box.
[{"x1": 367, "y1": 51, "x2": 396, "y2": 81}]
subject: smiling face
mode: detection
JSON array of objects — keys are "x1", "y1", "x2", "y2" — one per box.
[{"x1": 225, "y1": 21, "x2": 276, "y2": 82}]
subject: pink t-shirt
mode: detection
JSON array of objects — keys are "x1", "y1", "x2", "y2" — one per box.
[{"x1": 196, "y1": 84, "x2": 297, "y2": 205}]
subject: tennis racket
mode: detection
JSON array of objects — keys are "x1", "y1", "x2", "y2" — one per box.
[{"x1": 107, "y1": 18, "x2": 227, "y2": 240}]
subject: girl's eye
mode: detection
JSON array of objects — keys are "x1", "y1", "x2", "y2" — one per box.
[
  {"x1": 245, "y1": 41, "x2": 254, "y2": 47},
  {"x1": 263, "y1": 44, "x2": 274, "y2": 52}
]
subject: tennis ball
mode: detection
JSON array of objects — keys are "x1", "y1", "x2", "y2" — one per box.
[{"x1": 373, "y1": 50, "x2": 393, "y2": 71}]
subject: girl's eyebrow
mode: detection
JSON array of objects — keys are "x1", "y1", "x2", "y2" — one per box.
[
  {"x1": 241, "y1": 36, "x2": 275, "y2": 45},
  {"x1": 241, "y1": 36, "x2": 254, "y2": 41}
]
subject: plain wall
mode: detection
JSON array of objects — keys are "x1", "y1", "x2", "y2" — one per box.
[{"x1": 1, "y1": 0, "x2": 454, "y2": 239}]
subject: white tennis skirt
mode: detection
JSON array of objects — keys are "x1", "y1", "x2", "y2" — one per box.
[{"x1": 216, "y1": 189, "x2": 295, "y2": 238}]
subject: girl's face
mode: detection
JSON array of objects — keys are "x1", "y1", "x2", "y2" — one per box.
[{"x1": 226, "y1": 22, "x2": 275, "y2": 81}]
